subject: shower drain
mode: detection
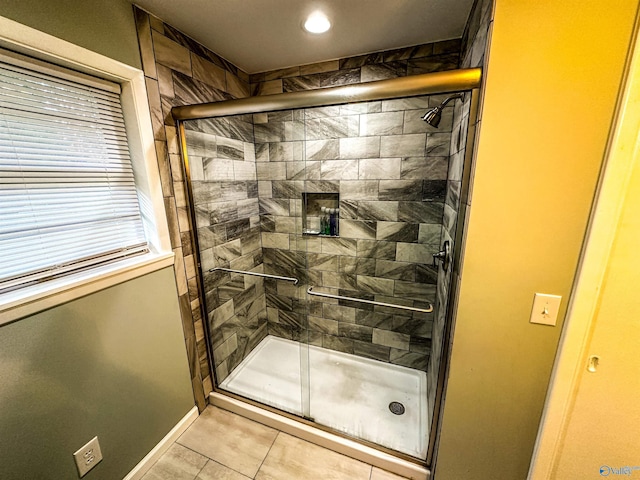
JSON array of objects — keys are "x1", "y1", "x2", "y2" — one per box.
[{"x1": 388, "y1": 401, "x2": 406, "y2": 415}]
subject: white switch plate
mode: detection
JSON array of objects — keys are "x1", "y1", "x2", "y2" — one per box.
[
  {"x1": 530, "y1": 293, "x2": 562, "y2": 326},
  {"x1": 73, "y1": 436, "x2": 103, "y2": 477}
]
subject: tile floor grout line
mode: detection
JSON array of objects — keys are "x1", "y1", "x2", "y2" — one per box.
[
  {"x1": 177, "y1": 442, "x2": 218, "y2": 478},
  {"x1": 174, "y1": 441, "x2": 206, "y2": 457},
  {"x1": 176, "y1": 438, "x2": 256, "y2": 479},
  {"x1": 199, "y1": 457, "x2": 261, "y2": 480},
  {"x1": 252, "y1": 430, "x2": 281, "y2": 478},
  {"x1": 212, "y1": 457, "x2": 255, "y2": 479},
  {"x1": 193, "y1": 458, "x2": 210, "y2": 480},
  {"x1": 368, "y1": 464, "x2": 374, "y2": 480}
]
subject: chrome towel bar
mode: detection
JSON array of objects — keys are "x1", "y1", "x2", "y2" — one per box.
[
  {"x1": 307, "y1": 287, "x2": 433, "y2": 313},
  {"x1": 209, "y1": 267, "x2": 299, "y2": 285}
]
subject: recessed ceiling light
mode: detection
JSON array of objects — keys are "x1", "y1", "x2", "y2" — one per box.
[{"x1": 304, "y1": 12, "x2": 331, "y2": 34}]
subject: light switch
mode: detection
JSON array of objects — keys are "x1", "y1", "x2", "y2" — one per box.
[{"x1": 530, "y1": 293, "x2": 562, "y2": 326}]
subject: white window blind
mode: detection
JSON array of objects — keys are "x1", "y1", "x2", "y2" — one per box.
[{"x1": 0, "y1": 57, "x2": 148, "y2": 292}]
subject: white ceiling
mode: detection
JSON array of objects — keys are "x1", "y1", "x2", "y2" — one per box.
[{"x1": 131, "y1": 0, "x2": 476, "y2": 74}]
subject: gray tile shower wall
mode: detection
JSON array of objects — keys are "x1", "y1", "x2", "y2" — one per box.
[
  {"x1": 184, "y1": 115, "x2": 268, "y2": 384},
  {"x1": 133, "y1": 5, "x2": 251, "y2": 409},
  {"x1": 249, "y1": 41, "x2": 461, "y2": 95},
  {"x1": 258, "y1": 96, "x2": 455, "y2": 369},
  {"x1": 461, "y1": 0, "x2": 494, "y2": 70}
]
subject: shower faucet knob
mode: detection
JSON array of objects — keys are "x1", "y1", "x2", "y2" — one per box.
[{"x1": 432, "y1": 240, "x2": 451, "y2": 271}]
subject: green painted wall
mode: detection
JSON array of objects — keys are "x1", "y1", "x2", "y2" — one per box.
[
  {"x1": 0, "y1": 0, "x2": 141, "y2": 69},
  {"x1": 0, "y1": 5, "x2": 191, "y2": 478},
  {"x1": 0, "y1": 267, "x2": 194, "y2": 479}
]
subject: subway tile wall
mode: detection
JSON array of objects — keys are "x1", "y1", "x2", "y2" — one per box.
[
  {"x1": 255, "y1": 96, "x2": 454, "y2": 370},
  {"x1": 187, "y1": 106, "x2": 455, "y2": 376},
  {"x1": 250, "y1": 41, "x2": 461, "y2": 95},
  {"x1": 183, "y1": 116, "x2": 267, "y2": 384},
  {"x1": 248, "y1": 44, "x2": 464, "y2": 371}
]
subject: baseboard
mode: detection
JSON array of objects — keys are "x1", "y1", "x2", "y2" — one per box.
[
  {"x1": 123, "y1": 405, "x2": 199, "y2": 480},
  {"x1": 210, "y1": 392, "x2": 429, "y2": 480}
]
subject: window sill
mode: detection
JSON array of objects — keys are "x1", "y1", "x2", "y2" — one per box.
[{"x1": 0, "y1": 251, "x2": 175, "y2": 326}]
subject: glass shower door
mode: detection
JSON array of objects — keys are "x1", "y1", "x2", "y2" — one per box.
[
  {"x1": 181, "y1": 113, "x2": 311, "y2": 419},
  {"x1": 300, "y1": 97, "x2": 447, "y2": 458},
  {"x1": 246, "y1": 108, "x2": 312, "y2": 419}
]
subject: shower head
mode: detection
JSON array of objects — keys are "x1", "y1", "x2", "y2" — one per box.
[
  {"x1": 421, "y1": 107, "x2": 443, "y2": 127},
  {"x1": 421, "y1": 93, "x2": 464, "y2": 127}
]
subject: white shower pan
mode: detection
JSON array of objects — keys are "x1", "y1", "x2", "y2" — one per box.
[{"x1": 219, "y1": 335, "x2": 429, "y2": 458}]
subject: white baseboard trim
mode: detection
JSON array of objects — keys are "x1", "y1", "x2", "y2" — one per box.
[
  {"x1": 123, "y1": 405, "x2": 199, "y2": 480},
  {"x1": 210, "y1": 393, "x2": 429, "y2": 480}
]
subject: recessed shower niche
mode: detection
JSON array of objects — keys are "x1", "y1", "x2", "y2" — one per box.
[{"x1": 302, "y1": 192, "x2": 339, "y2": 236}]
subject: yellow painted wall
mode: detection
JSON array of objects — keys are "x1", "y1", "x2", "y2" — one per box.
[
  {"x1": 435, "y1": 1, "x2": 639, "y2": 478},
  {"x1": 529, "y1": 17, "x2": 640, "y2": 476}
]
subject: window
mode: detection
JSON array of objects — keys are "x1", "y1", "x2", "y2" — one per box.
[{"x1": 0, "y1": 52, "x2": 149, "y2": 293}]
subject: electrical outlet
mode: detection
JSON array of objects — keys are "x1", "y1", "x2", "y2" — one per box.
[{"x1": 73, "y1": 436, "x2": 103, "y2": 477}]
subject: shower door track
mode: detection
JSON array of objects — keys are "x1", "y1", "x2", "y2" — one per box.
[
  {"x1": 172, "y1": 68, "x2": 480, "y2": 120},
  {"x1": 174, "y1": 67, "x2": 482, "y2": 476}
]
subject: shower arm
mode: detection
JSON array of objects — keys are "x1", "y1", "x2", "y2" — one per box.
[
  {"x1": 421, "y1": 92, "x2": 464, "y2": 124},
  {"x1": 436, "y1": 92, "x2": 464, "y2": 110}
]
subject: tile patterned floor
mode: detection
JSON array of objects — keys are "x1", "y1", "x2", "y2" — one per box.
[{"x1": 142, "y1": 406, "x2": 410, "y2": 480}]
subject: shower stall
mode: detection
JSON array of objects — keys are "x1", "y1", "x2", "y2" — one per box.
[{"x1": 173, "y1": 68, "x2": 480, "y2": 471}]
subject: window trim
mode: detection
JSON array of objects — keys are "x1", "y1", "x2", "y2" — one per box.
[{"x1": 0, "y1": 14, "x2": 174, "y2": 325}]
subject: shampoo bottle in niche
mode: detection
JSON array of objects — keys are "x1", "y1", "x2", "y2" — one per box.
[
  {"x1": 321, "y1": 207, "x2": 329, "y2": 235},
  {"x1": 329, "y1": 208, "x2": 338, "y2": 236}
]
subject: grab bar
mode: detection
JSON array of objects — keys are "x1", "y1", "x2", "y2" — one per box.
[
  {"x1": 307, "y1": 287, "x2": 433, "y2": 313},
  {"x1": 209, "y1": 267, "x2": 299, "y2": 285}
]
